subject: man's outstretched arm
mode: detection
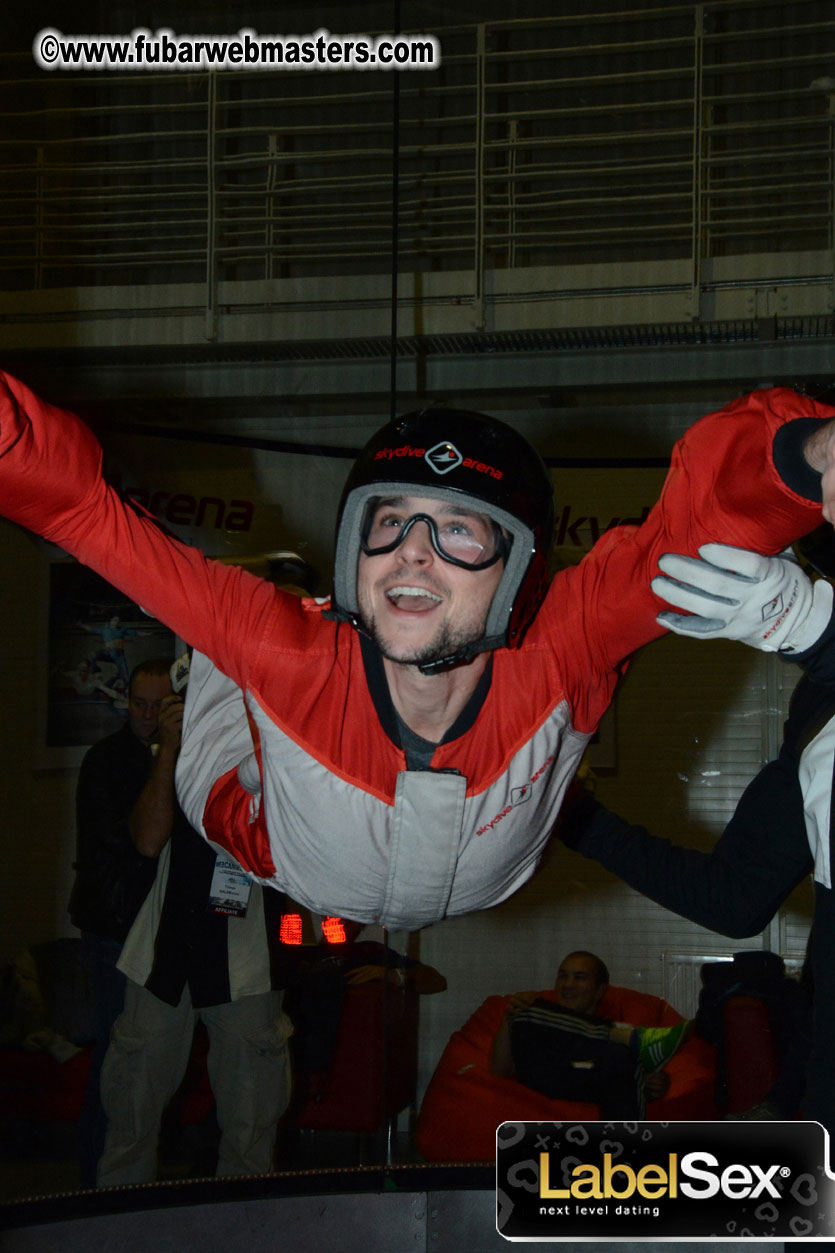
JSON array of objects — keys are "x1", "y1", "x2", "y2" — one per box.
[
  {"x1": 558, "y1": 752, "x2": 813, "y2": 940},
  {"x1": 544, "y1": 388, "x2": 835, "y2": 733},
  {"x1": 0, "y1": 372, "x2": 278, "y2": 688}
]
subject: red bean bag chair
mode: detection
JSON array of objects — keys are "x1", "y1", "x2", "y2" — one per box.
[
  {"x1": 0, "y1": 1045, "x2": 93, "y2": 1124},
  {"x1": 293, "y1": 983, "x2": 418, "y2": 1132},
  {"x1": 721, "y1": 994, "x2": 781, "y2": 1114},
  {"x1": 417, "y1": 984, "x2": 719, "y2": 1163}
]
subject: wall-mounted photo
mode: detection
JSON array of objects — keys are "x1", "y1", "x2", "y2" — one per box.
[{"x1": 41, "y1": 561, "x2": 176, "y2": 767}]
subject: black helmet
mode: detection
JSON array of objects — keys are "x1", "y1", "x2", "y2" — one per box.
[{"x1": 329, "y1": 406, "x2": 555, "y2": 667}]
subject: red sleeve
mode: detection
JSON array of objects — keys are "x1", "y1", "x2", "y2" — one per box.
[
  {"x1": 541, "y1": 387, "x2": 831, "y2": 733},
  {"x1": 0, "y1": 371, "x2": 278, "y2": 687}
]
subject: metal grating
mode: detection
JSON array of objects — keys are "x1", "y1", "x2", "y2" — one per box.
[{"x1": 0, "y1": 0, "x2": 834, "y2": 308}]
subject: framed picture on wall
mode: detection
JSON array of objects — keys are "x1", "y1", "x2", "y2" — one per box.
[{"x1": 38, "y1": 560, "x2": 177, "y2": 768}]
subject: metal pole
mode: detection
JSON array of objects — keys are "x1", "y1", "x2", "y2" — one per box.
[
  {"x1": 474, "y1": 23, "x2": 486, "y2": 331},
  {"x1": 35, "y1": 146, "x2": 44, "y2": 289},
  {"x1": 389, "y1": 0, "x2": 402, "y2": 420},
  {"x1": 829, "y1": 91, "x2": 835, "y2": 316},
  {"x1": 205, "y1": 71, "x2": 218, "y2": 342},
  {"x1": 690, "y1": 5, "x2": 704, "y2": 322},
  {"x1": 508, "y1": 119, "x2": 518, "y2": 271},
  {"x1": 266, "y1": 133, "x2": 279, "y2": 282}
]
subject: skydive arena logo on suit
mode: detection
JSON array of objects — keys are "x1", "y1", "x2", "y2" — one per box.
[
  {"x1": 477, "y1": 755, "x2": 553, "y2": 835},
  {"x1": 496, "y1": 1121, "x2": 835, "y2": 1240}
]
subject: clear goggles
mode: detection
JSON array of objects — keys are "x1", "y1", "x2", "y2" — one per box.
[{"x1": 360, "y1": 498, "x2": 511, "y2": 570}]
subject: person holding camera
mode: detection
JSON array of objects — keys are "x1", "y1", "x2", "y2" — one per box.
[{"x1": 96, "y1": 656, "x2": 293, "y2": 1186}]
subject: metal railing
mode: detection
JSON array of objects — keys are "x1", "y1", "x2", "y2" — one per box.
[{"x1": 0, "y1": 1, "x2": 833, "y2": 328}]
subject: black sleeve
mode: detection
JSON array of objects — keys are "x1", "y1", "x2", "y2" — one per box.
[
  {"x1": 784, "y1": 598, "x2": 835, "y2": 685},
  {"x1": 772, "y1": 418, "x2": 824, "y2": 503},
  {"x1": 73, "y1": 740, "x2": 158, "y2": 938},
  {"x1": 563, "y1": 749, "x2": 812, "y2": 939}
]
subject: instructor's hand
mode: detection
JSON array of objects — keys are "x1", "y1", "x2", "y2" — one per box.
[{"x1": 653, "y1": 543, "x2": 832, "y2": 653}]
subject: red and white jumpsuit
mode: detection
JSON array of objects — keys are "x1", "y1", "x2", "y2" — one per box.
[{"x1": 0, "y1": 373, "x2": 827, "y2": 928}]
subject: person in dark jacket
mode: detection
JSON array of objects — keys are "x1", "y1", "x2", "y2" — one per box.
[
  {"x1": 560, "y1": 543, "x2": 834, "y2": 1141},
  {"x1": 95, "y1": 663, "x2": 294, "y2": 1186},
  {"x1": 69, "y1": 656, "x2": 176, "y2": 1186}
]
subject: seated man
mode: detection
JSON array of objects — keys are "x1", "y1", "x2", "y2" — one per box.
[{"x1": 489, "y1": 951, "x2": 688, "y2": 1119}]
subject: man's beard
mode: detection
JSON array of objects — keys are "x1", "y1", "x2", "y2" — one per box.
[{"x1": 359, "y1": 612, "x2": 484, "y2": 668}]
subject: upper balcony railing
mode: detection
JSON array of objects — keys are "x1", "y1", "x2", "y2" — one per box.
[{"x1": 0, "y1": 0, "x2": 833, "y2": 337}]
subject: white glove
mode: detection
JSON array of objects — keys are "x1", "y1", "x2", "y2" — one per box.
[{"x1": 652, "y1": 542, "x2": 833, "y2": 653}]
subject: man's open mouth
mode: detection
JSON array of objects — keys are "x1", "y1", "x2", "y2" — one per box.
[{"x1": 385, "y1": 585, "x2": 443, "y2": 612}]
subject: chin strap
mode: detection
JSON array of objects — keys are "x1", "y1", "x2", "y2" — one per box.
[
  {"x1": 417, "y1": 632, "x2": 506, "y2": 675},
  {"x1": 324, "y1": 599, "x2": 507, "y2": 673}
]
